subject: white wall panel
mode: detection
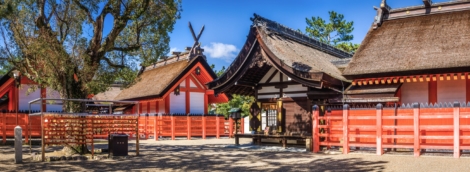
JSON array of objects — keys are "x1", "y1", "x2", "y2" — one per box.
[
  {"x1": 258, "y1": 94, "x2": 278, "y2": 99},
  {"x1": 437, "y1": 79, "x2": 466, "y2": 103},
  {"x1": 283, "y1": 93, "x2": 307, "y2": 98},
  {"x1": 190, "y1": 80, "x2": 197, "y2": 88},
  {"x1": 258, "y1": 86, "x2": 278, "y2": 93},
  {"x1": 189, "y1": 92, "x2": 204, "y2": 114},
  {"x1": 170, "y1": 91, "x2": 186, "y2": 114},
  {"x1": 19, "y1": 85, "x2": 41, "y2": 111},
  {"x1": 259, "y1": 67, "x2": 276, "y2": 83},
  {"x1": 270, "y1": 72, "x2": 281, "y2": 82},
  {"x1": 46, "y1": 89, "x2": 62, "y2": 112},
  {"x1": 401, "y1": 82, "x2": 428, "y2": 104},
  {"x1": 284, "y1": 85, "x2": 307, "y2": 92}
]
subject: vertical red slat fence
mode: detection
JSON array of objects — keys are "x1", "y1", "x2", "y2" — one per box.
[{"x1": 313, "y1": 102, "x2": 470, "y2": 158}]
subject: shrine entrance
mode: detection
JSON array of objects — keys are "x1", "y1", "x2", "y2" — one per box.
[{"x1": 261, "y1": 103, "x2": 278, "y2": 131}]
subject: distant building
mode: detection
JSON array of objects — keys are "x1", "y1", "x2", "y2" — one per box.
[{"x1": 343, "y1": 0, "x2": 470, "y2": 106}]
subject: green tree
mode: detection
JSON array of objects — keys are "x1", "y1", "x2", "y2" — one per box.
[
  {"x1": 216, "y1": 94, "x2": 254, "y2": 118},
  {"x1": 0, "y1": 0, "x2": 181, "y2": 111},
  {"x1": 305, "y1": 11, "x2": 360, "y2": 53},
  {"x1": 210, "y1": 64, "x2": 226, "y2": 77}
]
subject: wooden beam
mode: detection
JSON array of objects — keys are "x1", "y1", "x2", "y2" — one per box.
[
  {"x1": 352, "y1": 81, "x2": 356, "y2": 86},
  {"x1": 423, "y1": 0, "x2": 432, "y2": 8},
  {"x1": 265, "y1": 70, "x2": 278, "y2": 84},
  {"x1": 375, "y1": 79, "x2": 379, "y2": 85},
  {"x1": 235, "y1": 81, "x2": 257, "y2": 88}
]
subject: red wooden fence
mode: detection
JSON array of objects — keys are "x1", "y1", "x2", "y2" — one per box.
[
  {"x1": 313, "y1": 102, "x2": 470, "y2": 158},
  {"x1": 1, "y1": 113, "x2": 243, "y2": 144}
]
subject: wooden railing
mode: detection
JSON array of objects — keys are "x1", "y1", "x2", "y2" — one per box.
[
  {"x1": 312, "y1": 102, "x2": 470, "y2": 158},
  {"x1": 1, "y1": 113, "x2": 243, "y2": 143}
]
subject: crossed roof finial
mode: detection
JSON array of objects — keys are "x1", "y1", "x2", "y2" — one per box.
[{"x1": 188, "y1": 22, "x2": 205, "y2": 60}]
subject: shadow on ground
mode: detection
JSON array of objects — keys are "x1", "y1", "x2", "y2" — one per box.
[{"x1": 0, "y1": 143, "x2": 388, "y2": 172}]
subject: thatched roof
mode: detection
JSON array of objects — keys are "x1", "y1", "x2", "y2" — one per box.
[
  {"x1": 114, "y1": 59, "x2": 190, "y2": 100},
  {"x1": 207, "y1": 14, "x2": 352, "y2": 95},
  {"x1": 259, "y1": 29, "x2": 349, "y2": 82},
  {"x1": 344, "y1": 1, "x2": 470, "y2": 79},
  {"x1": 93, "y1": 86, "x2": 122, "y2": 101}
]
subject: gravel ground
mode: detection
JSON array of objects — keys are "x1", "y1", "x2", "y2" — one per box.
[{"x1": 1, "y1": 138, "x2": 470, "y2": 171}]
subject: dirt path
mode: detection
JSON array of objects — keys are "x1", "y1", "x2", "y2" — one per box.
[{"x1": 1, "y1": 138, "x2": 470, "y2": 171}]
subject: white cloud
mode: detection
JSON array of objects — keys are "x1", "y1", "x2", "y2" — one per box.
[
  {"x1": 169, "y1": 47, "x2": 179, "y2": 55},
  {"x1": 203, "y1": 42, "x2": 238, "y2": 61}
]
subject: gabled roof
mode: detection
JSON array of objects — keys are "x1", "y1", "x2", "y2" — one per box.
[
  {"x1": 114, "y1": 54, "x2": 217, "y2": 101},
  {"x1": 207, "y1": 14, "x2": 352, "y2": 95},
  {"x1": 343, "y1": 1, "x2": 470, "y2": 79}
]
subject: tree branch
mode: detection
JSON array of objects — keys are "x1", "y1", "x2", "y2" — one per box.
[
  {"x1": 72, "y1": 0, "x2": 94, "y2": 24},
  {"x1": 102, "y1": 56, "x2": 125, "y2": 68},
  {"x1": 112, "y1": 44, "x2": 141, "y2": 52}
]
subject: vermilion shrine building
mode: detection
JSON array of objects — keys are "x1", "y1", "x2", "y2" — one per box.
[
  {"x1": 114, "y1": 49, "x2": 228, "y2": 114},
  {"x1": 343, "y1": 0, "x2": 470, "y2": 105}
]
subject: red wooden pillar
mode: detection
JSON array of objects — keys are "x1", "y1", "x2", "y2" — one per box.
[
  {"x1": 342, "y1": 104, "x2": 350, "y2": 154},
  {"x1": 229, "y1": 118, "x2": 234, "y2": 138},
  {"x1": 145, "y1": 114, "x2": 149, "y2": 139},
  {"x1": 171, "y1": 115, "x2": 175, "y2": 140},
  {"x1": 312, "y1": 105, "x2": 320, "y2": 153},
  {"x1": 202, "y1": 114, "x2": 206, "y2": 139},
  {"x1": 187, "y1": 115, "x2": 191, "y2": 140},
  {"x1": 413, "y1": 103, "x2": 420, "y2": 157},
  {"x1": 154, "y1": 115, "x2": 158, "y2": 141},
  {"x1": 24, "y1": 114, "x2": 29, "y2": 143},
  {"x1": 454, "y1": 102, "x2": 461, "y2": 158},
  {"x1": 240, "y1": 117, "x2": 244, "y2": 134},
  {"x1": 376, "y1": 104, "x2": 383, "y2": 155},
  {"x1": 2, "y1": 113, "x2": 6, "y2": 144},
  {"x1": 216, "y1": 115, "x2": 220, "y2": 139}
]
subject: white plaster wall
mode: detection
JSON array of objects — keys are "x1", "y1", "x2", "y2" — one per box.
[
  {"x1": 258, "y1": 86, "x2": 278, "y2": 93},
  {"x1": 169, "y1": 91, "x2": 186, "y2": 114},
  {"x1": 437, "y1": 79, "x2": 466, "y2": 103},
  {"x1": 46, "y1": 89, "x2": 62, "y2": 112},
  {"x1": 401, "y1": 82, "x2": 429, "y2": 104},
  {"x1": 284, "y1": 85, "x2": 307, "y2": 92},
  {"x1": 189, "y1": 92, "x2": 204, "y2": 114},
  {"x1": 18, "y1": 85, "x2": 40, "y2": 111},
  {"x1": 259, "y1": 68, "x2": 276, "y2": 83}
]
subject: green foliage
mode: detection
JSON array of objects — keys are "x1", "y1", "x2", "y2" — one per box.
[
  {"x1": 216, "y1": 94, "x2": 254, "y2": 118},
  {"x1": 335, "y1": 42, "x2": 360, "y2": 54},
  {"x1": 210, "y1": 64, "x2": 226, "y2": 77},
  {"x1": 305, "y1": 11, "x2": 360, "y2": 53},
  {"x1": 0, "y1": 0, "x2": 182, "y2": 110}
]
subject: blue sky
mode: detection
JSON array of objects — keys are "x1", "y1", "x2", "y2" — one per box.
[{"x1": 167, "y1": 0, "x2": 451, "y2": 71}]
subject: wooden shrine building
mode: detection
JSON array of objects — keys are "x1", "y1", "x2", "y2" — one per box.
[
  {"x1": 114, "y1": 36, "x2": 228, "y2": 114},
  {"x1": 343, "y1": 0, "x2": 470, "y2": 106},
  {"x1": 207, "y1": 14, "x2": 353, "y2": 134}
]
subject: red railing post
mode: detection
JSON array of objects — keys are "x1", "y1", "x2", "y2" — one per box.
[
  {"x1": 216, "y1": 115, "x2": 220, "y2": 139},
  {"x1": 312, "y1": 105, "x2": 320, "y2": 153},
  {"x1": 154, "y1": 114, "x2": 158, "y2": 141},
  {"x1": 202, "y1": 114, "x2": 206, "y2": 139},
  {"x1": 229, "y1": 117, "x2": 234, "y2": 138},
  {"x1": 187, "y1": 114, "x2": 191, "y2": 140},
  {"x1": 2, "y1": 113, "x2": 6, "y2": 144},
  {"x1": 240, "y1": 117, "x2": 245, "y2": 134},
  {"x1": 24, "y1": 114, "x2": 29, "y2": 143},
  {"x1": 376, "y1": 104, "x2": 383, "y2": 155},
  {"x1": 413, "y1": 103, "x2": 420, "y2": 157},
  {"x1": 171, "y1": 114, "x2": 175, "y2": 140},
  {"x1": 453, "y1": 102, "x2": 460, "y2": 158},
  {"x1": 343, "y1": 104, "x2": 350, "y2": 154},
  {"x1": 145, "y1": 114, "x2": 149, "y2": 139}
]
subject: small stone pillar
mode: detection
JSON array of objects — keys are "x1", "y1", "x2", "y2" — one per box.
[{"x1": 15, "y1": 126, "x2": 22, "y2": 164}]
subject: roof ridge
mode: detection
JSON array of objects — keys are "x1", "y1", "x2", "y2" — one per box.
[
  {"x1": 251, "y1": 13, "x2": 353, "y2": 59},
  {"x1": 143, "y1": 51, "x2": 190, "y2": 71}
]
